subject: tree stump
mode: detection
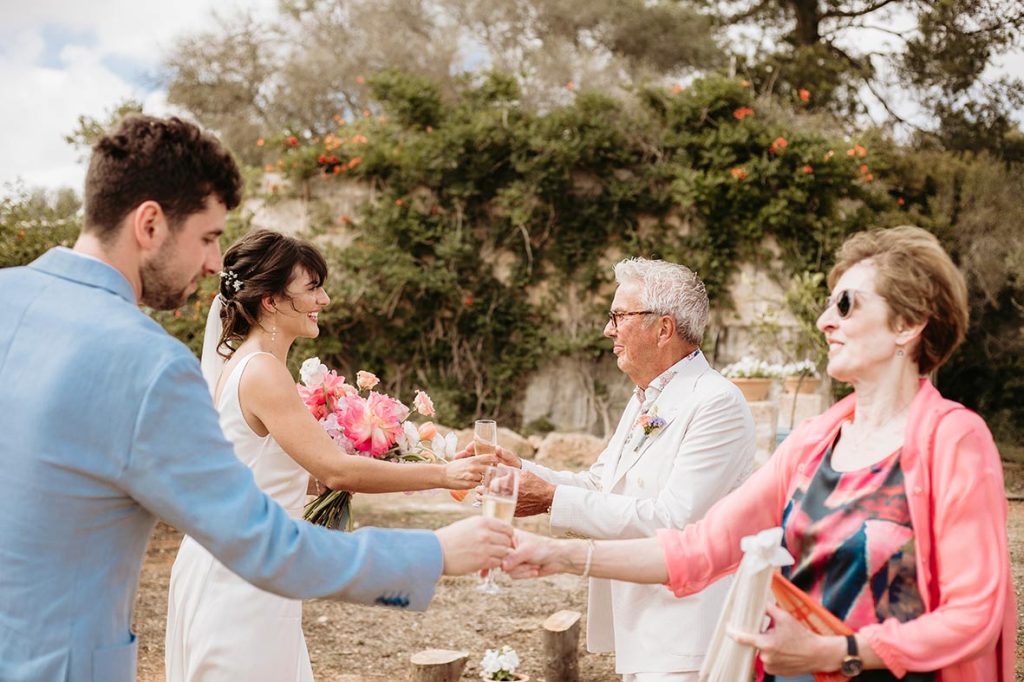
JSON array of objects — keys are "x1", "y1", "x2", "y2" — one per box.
[
  {"x1": 410, "y1": 648, "x2": 469, "y2": 682},
  {"x1": 541, "y1": 609, "x2": 581, "y2": 682}
]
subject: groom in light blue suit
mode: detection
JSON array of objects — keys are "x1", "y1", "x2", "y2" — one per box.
[{"x1": 0, "y1": 115, "x2": 512, "y2": 682}]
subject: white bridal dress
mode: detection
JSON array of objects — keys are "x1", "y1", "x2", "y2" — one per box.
[{"x1": 165, "y1": 343, "x2": 314, "y2": 680}]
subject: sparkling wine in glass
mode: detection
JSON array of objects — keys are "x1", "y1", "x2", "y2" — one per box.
[
  {"x1": 477, "y1": 463, "x2": 519, "y2": 595},
  {"x1": 472, "y1": 420, "x2": 498, "y2": 508},
  {"x1": 473, "y1": 419, "x2": 497, "y2": 457}
]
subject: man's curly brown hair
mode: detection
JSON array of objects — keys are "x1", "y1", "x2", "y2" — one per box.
[{"x1": 83, "y1": 115, "x2": 242, "y2": 240}]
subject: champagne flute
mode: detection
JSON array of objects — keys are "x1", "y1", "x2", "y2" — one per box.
[
  {"x1": 472, "y1": 420, "x2": 498, "y2": 508},
  {"x1": 477, "y1": 463, "x2": 519, "y2": 594}
]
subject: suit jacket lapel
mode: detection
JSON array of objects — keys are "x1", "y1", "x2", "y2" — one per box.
[
  {"x1": 609, "y1": 352, "x2": 712, "y2": 488},
  {"x1": 601, "y1": 396, "x2": 643, "y2": 492}
]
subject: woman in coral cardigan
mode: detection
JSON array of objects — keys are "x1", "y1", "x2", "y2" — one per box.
[{"x1": 504, "y1": 226, "x2": 1015, "y2": 681}]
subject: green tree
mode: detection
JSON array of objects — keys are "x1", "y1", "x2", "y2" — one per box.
[
  {"x1": 874, "y1": 148, "x2": 1024, "y2": 441},
  {"x1": 265, "y1": 71, "x2": 877, "y2": 424},
  {"x1": 162, "y1": 0, "x2": 723, "y2": 157},
  {"x1": 706, "y1": 0, "x2": 1024, "y2": 156},
  {"x1": 0, "y1": 185, "x2": 82, "y2": 268},
  {"x1": 64, "y1": 99, "x2": 145, "y2": 156}
]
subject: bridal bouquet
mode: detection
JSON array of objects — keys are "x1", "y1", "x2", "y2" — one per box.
[{"x1": 297, "y1": 357, "x2": 457, "y2": 529}]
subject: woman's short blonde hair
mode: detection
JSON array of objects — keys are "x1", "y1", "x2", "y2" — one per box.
[{"x1": 828, "y1": 226, "x2": 968, "y2": 374}]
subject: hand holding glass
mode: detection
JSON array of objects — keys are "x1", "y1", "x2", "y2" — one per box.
[{"x1": 477, "y1": 463, "x2": 519, "y2": 594}]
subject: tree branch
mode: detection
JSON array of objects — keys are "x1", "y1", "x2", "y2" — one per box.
[
  {"x1": 721, "y1": 0, "x2": 774, "y2": 25},
  {"x1": 823, "y1": 0, "x2": 901, "y2": 20},
  {"x1": 822, "y1": 22, "x2": 909, "y2": 41},
  {"x1": 861, "y1": 76, "x2": 920, "y2": 129}
]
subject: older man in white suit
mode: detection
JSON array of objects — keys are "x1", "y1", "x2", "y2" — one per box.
[{"x1": 493, "y1": 258, "x2": 756, "y2": 681}]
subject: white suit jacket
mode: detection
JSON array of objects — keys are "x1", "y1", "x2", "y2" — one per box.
[{"x1": 523, "y1": 351, "x2": 756, "y2": 674}]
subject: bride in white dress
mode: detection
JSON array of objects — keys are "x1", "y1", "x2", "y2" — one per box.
[{"x1": 165, "y1": 230, "x2": 496, "y2": 681}]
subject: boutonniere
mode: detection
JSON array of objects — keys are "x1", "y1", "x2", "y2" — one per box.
[{"x1": 636, "y1": 410, "x2": 667, "y2": 436}]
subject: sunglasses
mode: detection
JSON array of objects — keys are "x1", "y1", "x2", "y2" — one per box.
[{"x1": 822, "y1": 289, "x2": 881, "y2": 319}]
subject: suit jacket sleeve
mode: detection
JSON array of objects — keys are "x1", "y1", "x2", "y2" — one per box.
[
  {"x1": 121, "y1": 355, "x2": 443, "y2": 609},
  {"x1": 521, "y1": 454, "x2": 605, "y2": 490},
  {"x1": 550, "y1": 388, "x2": 755, "y2": 539},
  {"x1": 657, "y1": 419, "x2": 801, "y2": 597}
]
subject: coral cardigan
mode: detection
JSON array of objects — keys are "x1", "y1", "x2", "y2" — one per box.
[{"x1": 658, "y1": 379, "x2": 1015, "y2": 681}]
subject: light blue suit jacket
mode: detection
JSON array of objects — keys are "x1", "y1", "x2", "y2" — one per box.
[{"x1": 0, "y1": 248, "x2": 444, "y2": 681}]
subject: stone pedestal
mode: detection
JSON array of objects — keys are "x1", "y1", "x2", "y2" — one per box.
[
  {"x1": 747, "y1": 400, "x2": 778, "y2": 466},
  {"x1": 776, "y1": 393, "x2": 827, "y2": 433}
]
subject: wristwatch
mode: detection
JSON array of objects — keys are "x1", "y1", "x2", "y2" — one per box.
[{"x1": 840, "y1": 634, "x2": 864, "y2": 677}]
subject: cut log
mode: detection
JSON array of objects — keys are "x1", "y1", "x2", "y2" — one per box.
[
  {"x1": 410, "y1": 648, "x2": 469, "y2": 682},
  {"x1": 541, "y1": 609, "x2": 581, "y2": 682}
]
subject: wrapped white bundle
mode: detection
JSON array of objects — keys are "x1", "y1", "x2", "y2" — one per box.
[{"x1": 699, "y1": 527, "x2": 794, "y2": 682}]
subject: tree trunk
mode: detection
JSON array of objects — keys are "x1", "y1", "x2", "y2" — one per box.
[
  {"x1": 410, "y1": 649, "x2": 469, "y2": 682},
  {"x1": 788, "y1": 0, "x2": 822, "y2": 45},
  {"x1": 542, "y1": 610, "x2": 581, "y2": 682}
]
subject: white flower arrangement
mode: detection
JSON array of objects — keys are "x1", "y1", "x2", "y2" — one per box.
[
  {"x1": 720, "y1": 356, "x2": 784, "y2": 379},
  {"x1": 481, "y1": 645, "x2": 521, "y2": 681},
  {"x1": 780, "y1": 359, "x2": 818, "y2": 378}
]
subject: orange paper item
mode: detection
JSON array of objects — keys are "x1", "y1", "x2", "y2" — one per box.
[
  {"x1": 449, "y1": 489, "x2": 469, "y2": 502},
  {"x1": 770, "y1": 572, "x2": 854, "y2": 682}
]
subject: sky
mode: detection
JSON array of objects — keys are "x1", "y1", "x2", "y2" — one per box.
[
  {"x1": 1, "y1": 1, "x2": 1021, "y2": 195},
  {"x1": 0, "y1": 0, "x2": 276, "y2": 192}
]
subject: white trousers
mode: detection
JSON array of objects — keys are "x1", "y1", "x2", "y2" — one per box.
[{"x1": 623, "y1": 672, "x2": 700, "y2": 682}]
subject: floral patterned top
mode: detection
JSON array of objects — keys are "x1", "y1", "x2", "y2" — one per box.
[{"x1": 772, "y1": 433, "x2": 935, "y2": 682}]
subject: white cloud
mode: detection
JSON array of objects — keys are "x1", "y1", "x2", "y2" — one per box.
[{"x1": 0, "y1": 0, "x2": 276, "y2": 193}]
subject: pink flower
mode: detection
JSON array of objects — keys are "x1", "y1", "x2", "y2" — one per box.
[
  {"x1": 413, "y1": 390, "x2": 436, "y2": 416},
  {"x1": 296, "y1": 383, "x2": 330, "y2": 420},
  {"x1": 356, "y1": 370, "x2": 380, "y2": 391},
  {"x1": 297, "y1": 370, "x2": 357, "y2": 419},
  {"x1": 338, "y1": 393, "x2": 409, "y2": 457}
]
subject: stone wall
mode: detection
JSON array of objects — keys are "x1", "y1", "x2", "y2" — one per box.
[{"x1": 243, "y1": 185, "x2": 825, "y2": 440}]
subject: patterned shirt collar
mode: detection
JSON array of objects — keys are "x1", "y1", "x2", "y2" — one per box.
[{"x1": 633, "y1": 348, "x2": 701, "y2": 406}]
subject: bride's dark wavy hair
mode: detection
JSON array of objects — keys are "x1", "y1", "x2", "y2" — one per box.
[{"x1": 217, "y1": 229, "x2": 328, "y2": 358}]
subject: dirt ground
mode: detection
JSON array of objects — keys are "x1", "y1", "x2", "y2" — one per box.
[{"x1": 135, "y1": 468, "x2": 1024, "y2": 682}]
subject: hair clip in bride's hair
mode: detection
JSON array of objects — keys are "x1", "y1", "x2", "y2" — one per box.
[{"x1": 219, "y1": 269, "x2": 243, "y2": 292}]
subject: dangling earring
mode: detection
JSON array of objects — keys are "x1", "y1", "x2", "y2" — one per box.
[
  {"x1": 268, "y1": 308, "x2": 279, "y2": 343},
  {"x1": 896, "y1": 347, "x2": 905, "y2": 358}
]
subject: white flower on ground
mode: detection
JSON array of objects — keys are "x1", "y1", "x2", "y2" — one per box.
[
  {"x1": 300, "y1": 357, "x2": 328, "y2": 387},
  {"x1": 481, "y1": 649, "x2": 503, "y2": 677},
  {"x1": 481, "y1": 645, "x2": 519, "y2": 680},
  {"x1": 497, "y1": 647, "x2": 519, "y2": 672}
]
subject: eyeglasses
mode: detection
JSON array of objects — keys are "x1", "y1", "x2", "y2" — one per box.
[
  {"x1": 607, "y1": 310, "x2": 657, "y2": 330},
  {"x1": 822, "y1": 289, "x2": 881, "y2": 319}
]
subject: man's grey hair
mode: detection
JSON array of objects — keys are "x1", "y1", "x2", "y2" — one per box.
[{"x1": 614, "y1": 257, "x2": 709, "y2": 345}]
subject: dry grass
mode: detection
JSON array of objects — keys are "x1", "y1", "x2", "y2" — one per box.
[{"x1": 135, "y1": 490, "x2": 1024, "y2": 681}]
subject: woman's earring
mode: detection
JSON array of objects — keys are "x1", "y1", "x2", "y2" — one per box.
[{"x1": 896, "y1": 347, "x2": 905, "y2": 357}]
